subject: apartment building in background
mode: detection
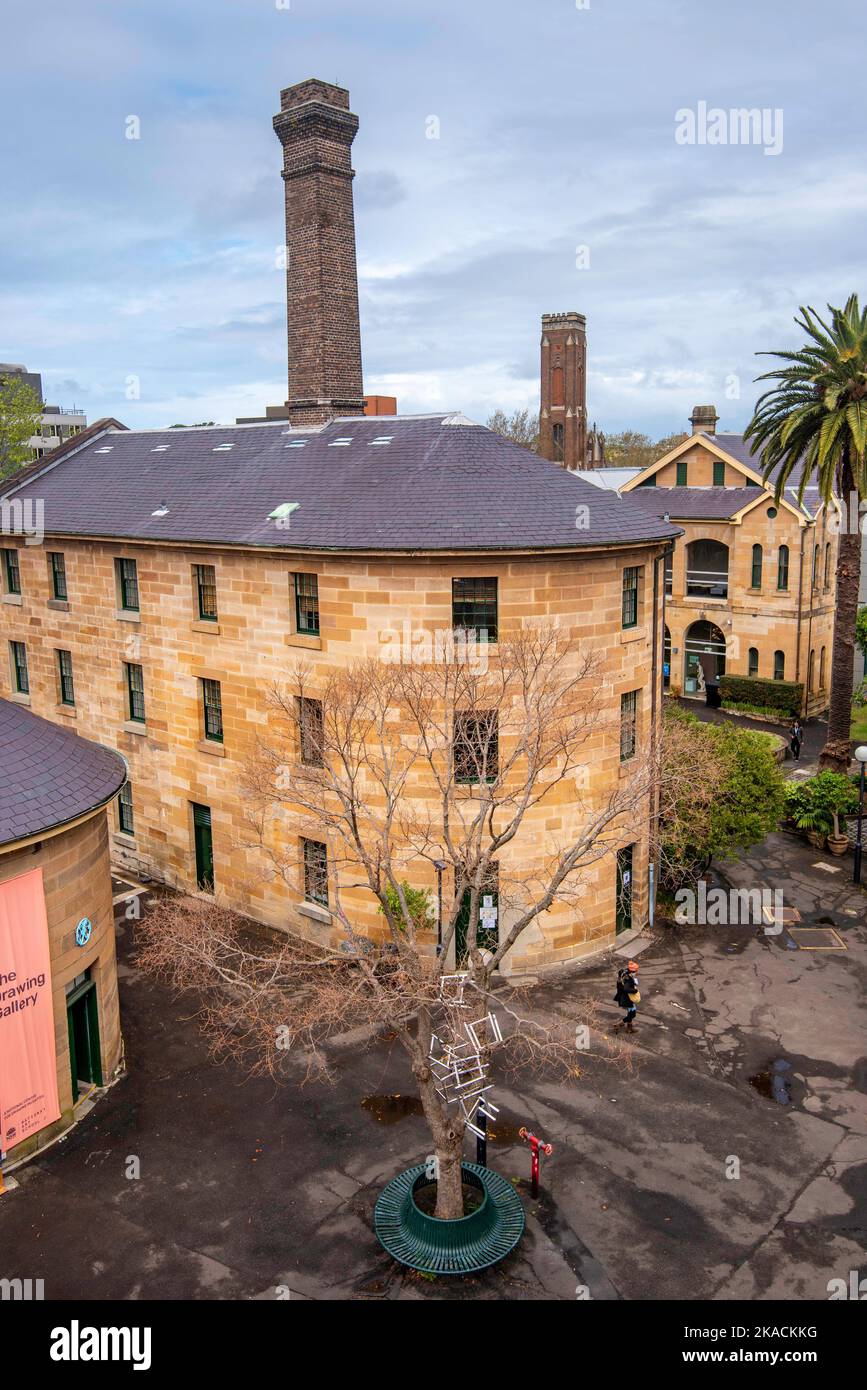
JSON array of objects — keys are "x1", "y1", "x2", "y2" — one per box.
[{"x1": 0, "y1": 363, "x2": 87, "y2": 461}]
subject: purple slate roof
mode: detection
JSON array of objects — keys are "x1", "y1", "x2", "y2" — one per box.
[
  {"x1": 709, "y1": 434, "x2": 815, "y2": 515},
  {"x1": 0, "y1": 699, "x2": 127, "y2": 846},
  {"x1": 625, "y1": 486, "x2": 772, "y2": 521},
  {"x1": 3, "y1": 414, "x2": 678, "y2": 553}
]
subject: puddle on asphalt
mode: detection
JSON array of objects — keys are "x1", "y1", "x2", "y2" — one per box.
[
  {"x1": 748, "y1": 1058, "x2": 793, "y2": 1105},
  {"x1": 360, "y1": 1093, "x2": 424, "y2": 1124}
]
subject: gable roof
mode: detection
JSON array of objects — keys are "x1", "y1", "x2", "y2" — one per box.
[
  {"x1": 621, "y1": 430, "x2": 815, "y2": 519},
  {"x1": 0, "y1": 417, "x2": 128, "y2": 495},
  {"x1": 0, "y1": 698, "x2": 127, "y2": 847},
  {"x1": 624, "y1": 486, "x2": 772, "y2": 522},
  {"x1": 2, "y1": 413, "x2": 679, "y2": 555}
]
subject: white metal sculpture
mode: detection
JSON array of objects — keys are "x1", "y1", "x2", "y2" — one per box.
[{"x1": 429, "y1": 974, "x2": 504, "y2": 1140}]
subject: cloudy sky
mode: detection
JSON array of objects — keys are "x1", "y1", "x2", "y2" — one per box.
[{"x1": 2, "y1": 0, "x2": 864, "y2": 436}]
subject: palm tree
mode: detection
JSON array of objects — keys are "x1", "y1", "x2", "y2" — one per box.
[{"x1": 745, "y1": 296, "x2": 867, "y2": 772}]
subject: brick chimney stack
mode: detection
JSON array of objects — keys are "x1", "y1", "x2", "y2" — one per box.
[
  {"x1": 273, "y1": 79, "x2": 365, "y2": 425},
  {"x1": 690, "y1": 404, "x2": 719, "y2": 436},
  {"x1": 538, "y1": 312, "x2": 587, "y2": 469}
]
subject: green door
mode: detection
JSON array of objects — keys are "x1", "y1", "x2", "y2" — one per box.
[
  {"x1": 193, "y1": 803, "x2": 214, "y2": 891},
  {"x1": 455, "y1": 868, "x2": 499, "y2": 964},
  {"x1": 66, "y1": 978, "x2": 102, "y2": 1102},
  {"x1": 616, "y1": 845, "x2": 634, "y2": 935}
]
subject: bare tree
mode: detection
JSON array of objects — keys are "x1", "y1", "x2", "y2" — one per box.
[{"x1": 139, "y1": 629, "x2": 663, "y2": 1219}]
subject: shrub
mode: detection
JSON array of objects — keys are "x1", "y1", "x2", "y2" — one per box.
[
  {"x1": 378, "y1": 881, "x2": 434, "y2": 932},
  {"x1": 784, "y1": 771, "x2": 858, "y2": 838},
  {"x1": 719, "y1": 675, "x2": 803, "y2": 718}
]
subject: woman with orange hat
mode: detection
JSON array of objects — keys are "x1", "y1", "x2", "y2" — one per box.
[{"x1": 613, "y1": 960, "x2": 640, "y2": 1033}]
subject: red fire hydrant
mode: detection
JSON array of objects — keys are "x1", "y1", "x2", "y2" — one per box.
[{"x1": 519, "y1": 1127, "x2": 553, "y2": 1199}]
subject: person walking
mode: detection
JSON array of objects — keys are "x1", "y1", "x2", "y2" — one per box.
[
  {"x1": 613, "y1": 960, "x2": 641, "y2": 1033},
  {"x1": 790, "y1": 720, "x2": 803, "y2": 761}
]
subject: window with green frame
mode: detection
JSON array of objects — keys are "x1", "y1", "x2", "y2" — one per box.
[
  {"x1": 3, "y1": 548, "x2": 21, "y2": 594},
  {"x1": 676, "y1": 461, "x2": 688, "y2": 487},
  {"x1": 49, "y1": 551, "x2": 67, "y2": 600},
  {"x1": 452, "y1": 577, "x2": 498, "y2": 641},
  {"x1": 748, "y1": 647, "x2": 759, "y2": 677},
  {"x1": 302, "y1": 837, "x2": 329, "y2": 906},
  {"x1": 294, "y1": 573, "x2": 319, "y2": 635},
  {"x1": 774, "y1": 650, "x2": 785, "y2": 681},
  {"x1": 751, "y1": 544, "x2": 763, "y2": 589},
  {"x1": 57, "y1": 649, "x2": 75, "y2": 705},
  {"x1": 454, "y1": 711, "x2": 499, "y2": 784},
  {"x1": 118, "y1": 782, "x2": 134, "y2": 835},
  {"x1": 777, "y1": 544, "x2": 789, "y2": 591},
  {"x1": 116, "y1": 557, "x2": 139, "y2": 611},
  {"x1": 620, "y1": 690, "x2": 638, "y2": 762},
  {"x1": 125, "y1": 662, "x2": 145, "y2": 722},
  {"x1": 193, "y1": 563, "x2": 218, "y2": 621},
  {"x1": 637, "y1": 473, "x2": 657, "y2": 487},
  {"x1": 298, "y1": 696, "x2": 324, "y2": 766},
  {"x1": 713, "y1": 460, "x2": 725, "y2": 486},
  {"x1": 621, "y1": 567, "x2": 639, "y2": 629},
  {"x1": 201, "y1": 678, "x2": 223, "y2": 742},
  {"x1": 10, "y1": 640, "x2": 28, "y2": 694}
]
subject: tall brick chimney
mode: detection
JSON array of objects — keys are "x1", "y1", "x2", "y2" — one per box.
[
  {"x1": 273, "y1": 79, "x2": 365, "y2": 425},
  {"x1": 538, "y1": 312, "x2": 587, "y2": 469}
]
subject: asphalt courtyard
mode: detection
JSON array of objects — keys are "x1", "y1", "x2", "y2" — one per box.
[{"x1": 1, "y1": 831, "x2": 865, "y2": 1302}]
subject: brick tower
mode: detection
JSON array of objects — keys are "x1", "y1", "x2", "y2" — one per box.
[
  {"x1": 273, "y1": 79, "x2": 365, "y2": 425},
  {"x1": 538, "y1": 312, "x2": 587, "y2": 469}
]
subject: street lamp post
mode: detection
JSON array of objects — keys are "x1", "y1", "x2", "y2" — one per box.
[{"x1": 854, "y1": 747, "x2": 867, "y2": 886}]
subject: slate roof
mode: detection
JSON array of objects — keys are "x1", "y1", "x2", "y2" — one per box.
[
  {"x1": 625, "y1": 486, "x2": 774, "y2": 521},
  {"x1": 0, "y1": 699, "x2": 127, "y2": 846},
  {"x1": 707, "y1": 434, "x2": 816, "y2": 515},
  {"x1": 3, "y1": 414, "x2": 678, "y2": 553}
]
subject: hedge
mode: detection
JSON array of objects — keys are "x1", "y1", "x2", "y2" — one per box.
[{"x1": 719, "y1": 675, "x2": 803, "y2": 718}]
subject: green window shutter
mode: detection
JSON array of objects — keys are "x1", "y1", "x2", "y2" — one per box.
[
  {"x1": 713, "y1": 461, "x2": 725, "y2": 486},
  {"x1": 676, "y1": 461, "x2": 688, "y2": 487}
]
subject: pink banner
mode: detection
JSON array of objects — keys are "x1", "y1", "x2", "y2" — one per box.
[{"x1": 0, "y1": 867, "x2": 60, "y2": 1153}]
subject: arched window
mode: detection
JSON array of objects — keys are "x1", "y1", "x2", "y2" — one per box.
[
  {"x1": 819, "y1": 646, "x2": 826, "y2": 689},
  {"x1": 748, "y1": 647, "x2": 759, "y2": 677},
  {"x1": 808, "y1": 648, "x2": 815, "y2": 692},
  {"x1": 777, "y1": 544, "x2": 789, "y2": 591},
  {"x1": 751, "y1": 544, "x2": 763, "y2": 589},
  {"x1": 551, "y1": 422, "x2": 564, "y2": 462},
  {"x1": 824, "y1": 542, "x2": 832, "y2": 590},
  {"x1": 774, "y1": 650, "x2": 785, "y2": 681},
  {"x1": 686, "y1": 539, "x2": 729, "y2": 598}
]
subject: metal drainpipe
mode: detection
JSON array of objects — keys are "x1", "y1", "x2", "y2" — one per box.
[
  {"x1": 804, "y1": 523, "x2": 816, "y2": 720},
  {"x1": 795, "y1": 523, "x2": 806, "y2": 710},
  {"x1": 648, "y1": 545, "x2": 668, "y2": 931}
]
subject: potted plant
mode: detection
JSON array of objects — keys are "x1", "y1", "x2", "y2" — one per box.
[
  {"x1": 814, "y1": 772, "x2": 858, "y2": 855},
  {"x1": 786, "y1": 772, "x2": 857, "y2": 854}
]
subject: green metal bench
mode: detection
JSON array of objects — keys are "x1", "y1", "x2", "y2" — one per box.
[{"x1": 374, "y1": 1162, "x2": 525, "y2": 1274}]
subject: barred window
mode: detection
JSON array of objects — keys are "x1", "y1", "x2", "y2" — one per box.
[
  {"x1": 777, "y1": 545, "x2": 789, "y2": 591},
  {"x1": 454, "y1": 711, "x2": 499, "y2": 784},
  {"x1": 10, "y1": 641, "x2": 28, "y2": 694},
  {"x1": 194, "y1": 564, "x2": 218, "y2": 621},
  {"x1": 58, "y1": 649, "x2": 75, "y2": 705},
  {"x1": 3, "y1": 548, "x2": 21, "y2": 595},
  {"x1": 621, "y1": 567, "x2": 639, "y2": 629},
  {"x1": 751, "y1": 544, "x2": 763, "y2": 589},
  {"x1": 49, "y1": 551, "x2": 67, "y2": 601},
  {"x1": 118, "y1": 782, "x2": 134, "y2": 836},
  {"x1": 298, "y1": 696, "x2": 324, "y2": 767},
  {"x1": 116, "y1": 557, "x2": 139, "y2": 611},
  {"x1": 201, "y1": 678, "x2": 223, "y2": 742},
  {"x1": 126, "y1": 662, "x2": 146, "y2": 722},
  {"x1": 620, "y1": 690, "x2": 638, "y2": 762},
  {"x1": 294, "y1": 573, "x2": 319, "y2": 636},
  {"x1": 303, "y1": 838, "x2": 328, "y2": 906},
  {"x1": 452, "y1": 577, "x2": 498, "y2": 642}
]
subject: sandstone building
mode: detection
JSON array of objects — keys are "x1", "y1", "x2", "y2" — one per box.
[
  {"x1": 0, "y1": 698, "x2": 126, "y2": 1161},
  {"x1": 615, "y1": 406, "x2": 837, "y2": 716},
  {"x1": 0, "y1": 79, "x2": 682, "y2": 971}
]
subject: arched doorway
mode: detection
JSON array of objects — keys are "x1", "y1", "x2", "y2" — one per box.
[{"x1": 684, "y1": 620, "x2": 726, "y2": 697}]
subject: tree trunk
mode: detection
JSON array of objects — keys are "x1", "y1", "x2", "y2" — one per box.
[
  {"x1": 820, "y1": 458, "x2": 859, "y2": 773},
  {"x1": 414, "y1": 1061, "x2": 465, "y2": 1220}
]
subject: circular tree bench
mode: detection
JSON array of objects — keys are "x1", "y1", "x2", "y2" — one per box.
[{"x1": 374, "y1": 1162, "x2": 525, "y2": 1274}]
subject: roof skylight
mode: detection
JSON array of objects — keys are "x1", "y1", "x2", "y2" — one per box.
[
  {"x1": 370, "y1": 437, "x2": 393, "y2": 445},
  {"x1": 212, "y1": 443, "x2": 235, "y2": 451},
  {"x1": 329, "y1": 438, "x2": 353, "y2": 447}
]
